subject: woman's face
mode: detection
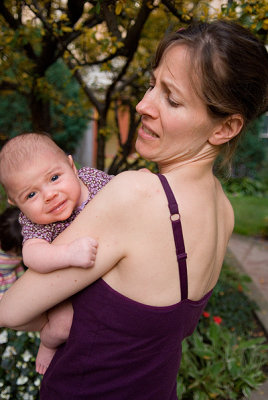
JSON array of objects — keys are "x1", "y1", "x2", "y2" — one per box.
[{"x1": 136, "y1": 45, "x2": 221, "y2": 169}]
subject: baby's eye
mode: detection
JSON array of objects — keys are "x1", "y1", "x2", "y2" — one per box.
[
  {"x1": 27, "y1": 192, "x2": 36, "y2": 199},
  {"x1": 51, "y1": 175, "x2": 59, "y2": 182}
]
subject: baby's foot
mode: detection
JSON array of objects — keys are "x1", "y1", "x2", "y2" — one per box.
[{"x1": 36, "y1": 342, "x2": 56, "y2": 375}]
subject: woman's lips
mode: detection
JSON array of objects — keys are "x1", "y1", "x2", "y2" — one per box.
[{"x1": 138, "y1": 124, "x2": 159, "y2": 139}]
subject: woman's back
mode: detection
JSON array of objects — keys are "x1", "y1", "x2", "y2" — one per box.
[
  {"x1": 40, "y1": 172, "x2": 215, "y2": 399},
  {"x1": 103, "y1": 166, "x2": 233, "y2": 306}
]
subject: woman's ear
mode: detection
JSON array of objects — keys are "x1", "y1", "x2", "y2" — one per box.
[{"x1": 208, "y1": 114, "x2": 244, "y2": 146}]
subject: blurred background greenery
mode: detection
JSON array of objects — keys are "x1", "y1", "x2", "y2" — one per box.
[{"x1": 0, "y1": 1, "x2": 267, "y2": 399}]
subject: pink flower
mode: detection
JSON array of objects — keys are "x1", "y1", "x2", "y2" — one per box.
[{"x1": 213, "y1": 316, "x2": 222, "y2": 325}]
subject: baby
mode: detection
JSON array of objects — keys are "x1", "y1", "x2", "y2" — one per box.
[{"x1": 0, "y1": 132, "x2": 113, "y2": 374}]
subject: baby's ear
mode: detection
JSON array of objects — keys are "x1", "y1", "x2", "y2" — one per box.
[
  {"x1": 67, "y1": 155, "x2": 77, "y2": 173},
  {"x1": 7, "y1": 197, "x2": 15, "y2": 206},
  {"x1": 208, "y1": 114, "x2": 244, "y2": 146}
]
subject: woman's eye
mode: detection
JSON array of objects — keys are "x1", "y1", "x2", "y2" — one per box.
[
  {"x1": 27, "y1": 192, "x2": 36, "y2": 199},
  {"x1": 146, "y1": 80, "x2": 155, "y2": 91},
  {"x1": 51, "y1": 175, "x2": 59, "y2": 182},
  {"x1": 168, "y1": 97, "x2": 180, "y2": 107}
]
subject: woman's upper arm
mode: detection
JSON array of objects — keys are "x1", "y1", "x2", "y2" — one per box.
[{"x1": 0, "y1": 172, "x2": 134, "y2": 327}]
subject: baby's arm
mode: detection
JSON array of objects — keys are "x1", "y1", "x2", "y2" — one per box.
[{"x1": 23, "y1": 237, "x2": 98, "y2": 273}]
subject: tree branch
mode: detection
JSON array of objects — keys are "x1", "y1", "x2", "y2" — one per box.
[
  {"x1": 0, "y1": 81, "x2": 18, "y2": 91},
  {"x1": 67, "y1": 0, "x2": 86, "y2": 25},
  {"x1": 101, "y1": 0, "x2": 121, "y2": 39},
  {"x1": 0, "y1": 2, "x2": 38, "y2": 61},
  {"x1": 120, "y1": 0, "x2": 154, "y2": 58},
  {"x1": 161, "y1": 0, "x2": 184, "y2": 20},
  {"x1": 0, "y1": 1, "x2": 19, "y2": 29},
  {"x1": 68, "y1": 61, "x2": 104, "y2": 115}
]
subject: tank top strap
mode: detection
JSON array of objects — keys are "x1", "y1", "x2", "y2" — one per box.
[{"x1": 157, "y1": 174, "x2": 188, "y2": 300}]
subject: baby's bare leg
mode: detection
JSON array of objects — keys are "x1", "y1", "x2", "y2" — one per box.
[{"x1": 36, "y1": 300, "x2": 73, "y2": 374}]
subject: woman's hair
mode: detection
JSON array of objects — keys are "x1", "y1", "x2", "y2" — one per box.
[
  {"x1": 0, "y1": 207, "x2": 22, "y2": 254},
  {"x1": 152, "y1": 20, "x2": 268, "y2": 167}
]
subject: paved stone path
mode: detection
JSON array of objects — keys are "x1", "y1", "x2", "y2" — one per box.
[{"x1": 227, "y1": 234, "x2": 268, "y2": 400}]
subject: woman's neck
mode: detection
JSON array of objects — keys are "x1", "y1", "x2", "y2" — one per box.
[{"x1": 158, "y1": 142, "x2": 219, "y2": 175}]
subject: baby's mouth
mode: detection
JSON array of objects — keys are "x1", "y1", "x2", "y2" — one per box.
[{"x1": 49, "y1": 200, "x2": 66, "y2": 213}]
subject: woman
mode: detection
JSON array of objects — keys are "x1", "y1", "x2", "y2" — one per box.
[{"x1": 0, "y1": 20, "x2": 267, "y2": 399}]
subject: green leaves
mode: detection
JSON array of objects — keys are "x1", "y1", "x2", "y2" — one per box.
[
  {"x1": 179, "y1": 324, "x2": 267, "y2": 399},
  {"x1": 178, "y1": 263, "x2": 268, "y2": 399},
  {"x1": 0, "y1": 330, "x2": 40, "y2": 399}
]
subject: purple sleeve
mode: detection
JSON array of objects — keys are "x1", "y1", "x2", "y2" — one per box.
[
  {"x1": 19, "y1": 213, "x2": 54, "y2": 244},
  {"x1": 78, "y1": 167, "x2": 113, "y2": 199}
]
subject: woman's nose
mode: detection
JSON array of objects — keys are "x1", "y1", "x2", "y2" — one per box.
[{"x1": 136, "y1": 89, "x2": 158, "y2": 118}]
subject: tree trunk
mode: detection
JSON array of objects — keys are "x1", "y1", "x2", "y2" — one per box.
[
  {"x1": 96, "y1": 116, "x2": 106, "y2": 171},
  {"x1": 29, "y1": 91, "x2": 51, "y2": 133}
]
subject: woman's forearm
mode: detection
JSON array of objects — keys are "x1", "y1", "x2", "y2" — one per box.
[
  {"x1": 0, "y1": 267, "x2": 92, "y2": 328},
  {"x1": 9, "y1": 313, "x2": 48, "y2": 332},
  {"x1": 0, "y1": 173, "x2": 130, "y2": 327}
]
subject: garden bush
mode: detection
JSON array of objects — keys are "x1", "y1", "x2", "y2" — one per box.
[
  {"x1": 178, "y1": 262, "x2": 268, "y2": 399},
  {"x1": 178, "y1": 321, "x2": 267, "y2": 399},
  {"x1": 205, "y1": 262, "x2": 258, "y2": 335},
  {"x1": 221, "y1": 177, "x2": 267, "y2": 197},
  {"x1": 0, "y1": 330, "x2": 40, "y2": 399}
]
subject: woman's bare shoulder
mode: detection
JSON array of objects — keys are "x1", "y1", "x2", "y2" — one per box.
[{"x1": 95, "y1": 170, "x2": 158, "y2": 205}]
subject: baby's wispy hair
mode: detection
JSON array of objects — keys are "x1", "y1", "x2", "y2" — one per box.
[{"x1": 0, "y1": 132, "x2": 67, "y2": 191}]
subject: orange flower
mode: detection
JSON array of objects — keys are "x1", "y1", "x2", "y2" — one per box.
[{"x1": 213, "y1": 316, "x2": 222, "y2": 325}]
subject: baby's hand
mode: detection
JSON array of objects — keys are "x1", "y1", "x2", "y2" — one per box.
[{"x1": 67, "y1": 237, "x2": 98, "y2": 268}]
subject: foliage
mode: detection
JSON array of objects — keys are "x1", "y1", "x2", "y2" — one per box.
[
  {"x1": 0, "y1": 93, "x2": 32, "y2": 138},
  {"x1": 231, "y1": 118, "x2": 267, "y2": 178},
  {"x1": 0, "y1": 330, "x2": 40, "y2": 399},
  {"x1": 46, "y1": 60, "x2": 90, "y2": 153},
  {"x1": 0, "y1": 59, "x2": 89, "y2": 154},
  {"x1": 205, "y1": 262, "x2": 257, "y2": 335},
  {"x1": 178, "y1": 323, "x2": 267, "y2": 399},
  {"x1": 222, "y1": 177, "x2": 268, "y2": 197},
  {"x1": 228, "y1": 195, "x2": 268, "y2": 237},
  {"x1": 178, "y1": 262, "x2": 268, "y2": 399},
  {"x1": 0, "y1": 1, "x2": 267, "y2": 172}
]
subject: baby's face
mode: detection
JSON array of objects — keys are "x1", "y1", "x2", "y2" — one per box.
[{"x1": 7, "y1": 153, "x2": 84, "y2": 225}]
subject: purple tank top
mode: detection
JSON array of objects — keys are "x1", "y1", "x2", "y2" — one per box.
[{"x1": 40, "y1": 174, "x2": 212, "y2": 399}]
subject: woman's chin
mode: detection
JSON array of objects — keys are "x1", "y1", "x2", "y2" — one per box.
[{"x1": 135, "y1": 139, "x2": 157, "y2": 162}]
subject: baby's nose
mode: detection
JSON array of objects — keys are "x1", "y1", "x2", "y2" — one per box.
[{"x1": 44, "y1": 189, "x2": 57, "y2": 202}]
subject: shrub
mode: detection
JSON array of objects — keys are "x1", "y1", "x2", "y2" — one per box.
[
  {"x1": 205, "y1": 263, "x2": 258, "y2": 336},
  {"x1": 0, "y1": 330, "x2": 40, "y2": 399},
  {"x1": 178, "y1": 263, "x2": 268, "y2": 399},
  {"x1": 221, "y1": 177, "x2": 268, "y2": 197},
  {"x1": 178, "y1": 321, "x2": 268, "y2": 399}
]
